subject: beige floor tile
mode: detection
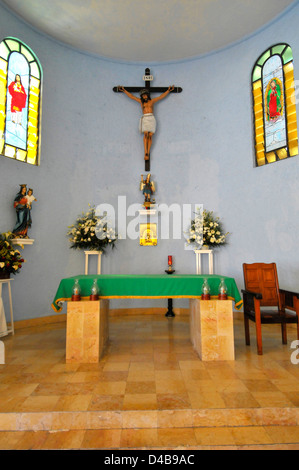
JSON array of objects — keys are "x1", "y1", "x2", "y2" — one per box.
[
  {"x1": 120, "y1": 428, "x2": 159, "y2": 448},
  {"x1": 273, "y1": 378, "x2": 299, "y2": 392},
  {"x1": 125, "y1": 381, "x2": 156, "y2": 394},
  {"x1": 127, "y1": 369, "x2": 156, "y2": 382},
  {"x1": 213, "y1": 379, "x2": 250, "y2": 393},
  {"x1": 158, "y1": 428, "x2": 197, "y2": 447},
  {"x1": 100, "y1": 371, "x2": 128, "y2": 381},
  {"x1": 0, "y1": 431, "x2": 27, "y2": 450},
  {"x1": 194, "y1": 427, "x2": 236, "y2": 446},
  {"x1": 285, "y1": 392, "x2": 299, "y2": 407},
  {"x1": 19, "y1": 395, "x2": 60, "y2": 412},
  {"x1": 188, "y1": 390, "x2": 226, "y2": 409},
  {"x1": 54, "y1": 394, "x2": 92, "y2": 411},
  {"x1": 221, "y1": 391, "x2": 261, "y2": 408},
  {"x1": 67, "y1": 371, "x2": 102, "y2": 383},
  {"x1": 81, "y1": 429, "x2": 122, "y2": 449},
  {"x1": 184, "y1": 379, "x2": 215, "y2": 393},
  {"x1": 0, "y1": 396, "x2": 27, "y2": 412},
  {"x1": 252, "y1": 391, "x2": 295, "y2": 408},
  {"x1": 231, "y1": 426, "x2": 274, "y2": 446},
  {"x1": 123, "y1": 393, "x2": 157, "y2": 410},
  {"x1": 155, "y1": 370, "x2": 184, "y2": 381},
  {"x1": 129, "y1": 362, "x2": 155, "y2": 372},
  {"x1": 157, "y1": 393, "x2": 191, "y2": 410},
  {"x1": 15, "y1": 431, "x2": 49, "y2": 450},
  {"x1": 243, "y1": 379, "x2": 280, "y2": 392},
  {"x1": 179, "y1": 360, "x2": 207, "y2": 370},
  {"x1": 88, "y1": 394, "x2": 124, "y2": 411},
  {"x1": 180, "y1": 368, "x2": 212, "y2": 381},
  {"x1": 93, "y1": 381, "x2": 127, "y2": 395},
  {"x1": 1, "y1": 383, "x2": 39, "y2": 397},
  {"x1": 41, "y1": 430, "x2": 86, "y2": 450},
  {"x1": 265, "y1": 426, "x2": 299, "y2": 444},
  {"x1": 103, "y1": 362, "x2": 130, "y2": 372},
  {"x1": 155, "y1": 378, "x2": 187, "y2": 394}
]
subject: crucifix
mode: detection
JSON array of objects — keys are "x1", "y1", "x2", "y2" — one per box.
[{"x1": 113, "y1": 68, "x2": 182, "y2": 171}]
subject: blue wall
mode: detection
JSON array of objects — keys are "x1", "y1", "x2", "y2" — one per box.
[{"x1": 1, "y1": 2, "x2": 299, "y2": 320}]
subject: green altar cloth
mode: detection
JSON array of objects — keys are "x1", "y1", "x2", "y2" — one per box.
[{"x1": 52, "y1": 274, "x2": 243, "y2": 313}]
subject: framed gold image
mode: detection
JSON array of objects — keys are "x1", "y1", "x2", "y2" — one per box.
[{"x1": 140, "y1": 223, "x2": 157, "y2": 246}]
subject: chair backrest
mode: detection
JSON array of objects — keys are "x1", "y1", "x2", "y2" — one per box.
[{"x1": 243, "y1": 262, "x2": 281, "y2": 309}]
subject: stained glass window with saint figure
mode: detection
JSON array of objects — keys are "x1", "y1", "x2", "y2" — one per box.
[
  {"x1": 251, "y1": 44, "x2": 298, "y2": 167},
  {"x1": 0, "y1": 37, "x2": 42, "y2": 165}
]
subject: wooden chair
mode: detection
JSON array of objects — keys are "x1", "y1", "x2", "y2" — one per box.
[{"x1": 242, "y1": 263, "x2": 299, "y2": 355}]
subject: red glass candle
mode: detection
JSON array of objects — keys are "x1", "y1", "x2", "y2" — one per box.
[{"x1": 168, "y1": 256, "x2": 172, "y2": 266}]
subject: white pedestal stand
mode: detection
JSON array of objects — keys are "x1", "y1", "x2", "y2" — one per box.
[
  {"x1": 194, "y1": 249, "x2": 214, "y2": 275},
  {"x1": 0, "y1": 279, "x2": 14, "y2": 338},
  {"x1": 0, "y1": 340, "x2": 4, "y2": 364},
  {"x1": 84, "y1": 251, "x2": 102, "y2": 275}
]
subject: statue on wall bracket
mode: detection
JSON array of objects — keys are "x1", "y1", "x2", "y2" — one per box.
[
  {"x1": 140, "y1": 174, "x2": 155, "y2": 209},
  {"x1": 114, "y1": 68, "x2": 182, "y2": 171},
  {"x1": 12, "y1": 184, "x2": 37, "y2": 239}
]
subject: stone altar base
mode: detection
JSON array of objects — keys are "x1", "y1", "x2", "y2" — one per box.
[
  {"x1": 66, "y1": 300, "x2": 109, "y2": 363},
  {"x1": 190, "y1": 299, "x2": 235, "y2": 361},
  {"x1": 66, "y1": 299, "x2": 234, "y2": 363}
]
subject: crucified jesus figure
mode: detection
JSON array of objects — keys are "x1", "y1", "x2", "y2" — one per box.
[{"x1": 118, "y1": 85, "x2": 174, "y2": 162}]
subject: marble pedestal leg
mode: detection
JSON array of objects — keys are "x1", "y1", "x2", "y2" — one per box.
[
  {"x1": 66, "y1": 300, "x2": 109, "y2": 363},
  {"x1": 190, "y1": 299, "x2": 235, "y2": 361}
]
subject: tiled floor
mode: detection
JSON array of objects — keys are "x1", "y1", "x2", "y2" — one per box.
[{"x1": 0, "y1": 312, "x2": 299, "y2": 449}]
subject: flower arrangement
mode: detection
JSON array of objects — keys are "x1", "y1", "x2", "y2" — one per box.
[
  {"x1": 0, "y1": 232, "x2": 26, "y2": 276},
  {"x1": 67, "y1": 205, "x2": 118, "y2": 252},
  {"x1": 186, "y1": 208, "x2": 229, "y2": 250}
]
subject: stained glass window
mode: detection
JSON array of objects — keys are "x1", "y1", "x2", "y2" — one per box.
[
  {"x1": 251, "y1": 44, "x2": 298, "y2": 167},
  {"x1": 0, "y1": 37, "x2": 42, "y2": 165}
]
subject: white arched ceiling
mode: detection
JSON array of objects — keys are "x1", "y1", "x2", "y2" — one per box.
[{"x1": 0, "y1": 0, "x2": 296, "y2": 62}]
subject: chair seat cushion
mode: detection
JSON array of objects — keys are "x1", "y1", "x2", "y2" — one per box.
[{"x1": 245, "y1": 309, "x2": 298, "y2": 324}]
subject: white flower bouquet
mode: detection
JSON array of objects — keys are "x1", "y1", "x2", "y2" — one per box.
[
  {"x1": 67, "y1": 206, "x2": 118, "y2": 253},
  {"x1": 0, "y1": 231, "x2": 26, "y2": 275},
  {"x1": 186, "y1": 208, "x2": 229, "y2": 250}
]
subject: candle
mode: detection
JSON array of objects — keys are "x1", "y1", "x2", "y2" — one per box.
[
  {"x1": 201, "y1": 278, "x2": 210, "y2": 300},
  {"x1": 168, "y1": 256, "x2": 172, "y2": 266},
  {"x1": 72, "y1": 279, "x2": 81, "y2": 301},
  {"x1": 218, "y1": 278, "x2": 227, "y2": 300}
]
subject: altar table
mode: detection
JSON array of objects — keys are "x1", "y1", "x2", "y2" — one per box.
[
  {"x1": 52, "y1": 274, "x2": 242, "y2": 312},
  {"x1": 51, "y1": 274, "x2": 242, "y2": 363}
]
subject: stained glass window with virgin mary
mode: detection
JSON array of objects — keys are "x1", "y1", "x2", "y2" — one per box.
[{"x1": 251, "y1": 44, "x2": 298, "y2": 167}]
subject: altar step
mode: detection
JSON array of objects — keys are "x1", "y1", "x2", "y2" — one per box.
[
  {"x1": 2, "y1": 406, "x2": 299, "y2": 431},
  {"x1": 1, "y1": 407, "x2": 299, "y2": 449}
]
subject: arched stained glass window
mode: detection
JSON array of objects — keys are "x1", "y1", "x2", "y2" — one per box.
[
  {"x1": 0, "y1": 37, "x2": 42, "y2": 165},
  {"x1": 251, "y1": 43, "x2": 298, "y2": 167}
]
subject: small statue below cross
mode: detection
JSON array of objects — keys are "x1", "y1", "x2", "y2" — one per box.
[
  {"x1": 140, "y1": 173, "x2": 155, "y2": 209},
  {"x1": 114, "y1": 68, "x2": 182, "y2": 171}
]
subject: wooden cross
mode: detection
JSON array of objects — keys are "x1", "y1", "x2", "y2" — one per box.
[{"x1": 113, "y1": 68, "x2": 182, "y2": 171}]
